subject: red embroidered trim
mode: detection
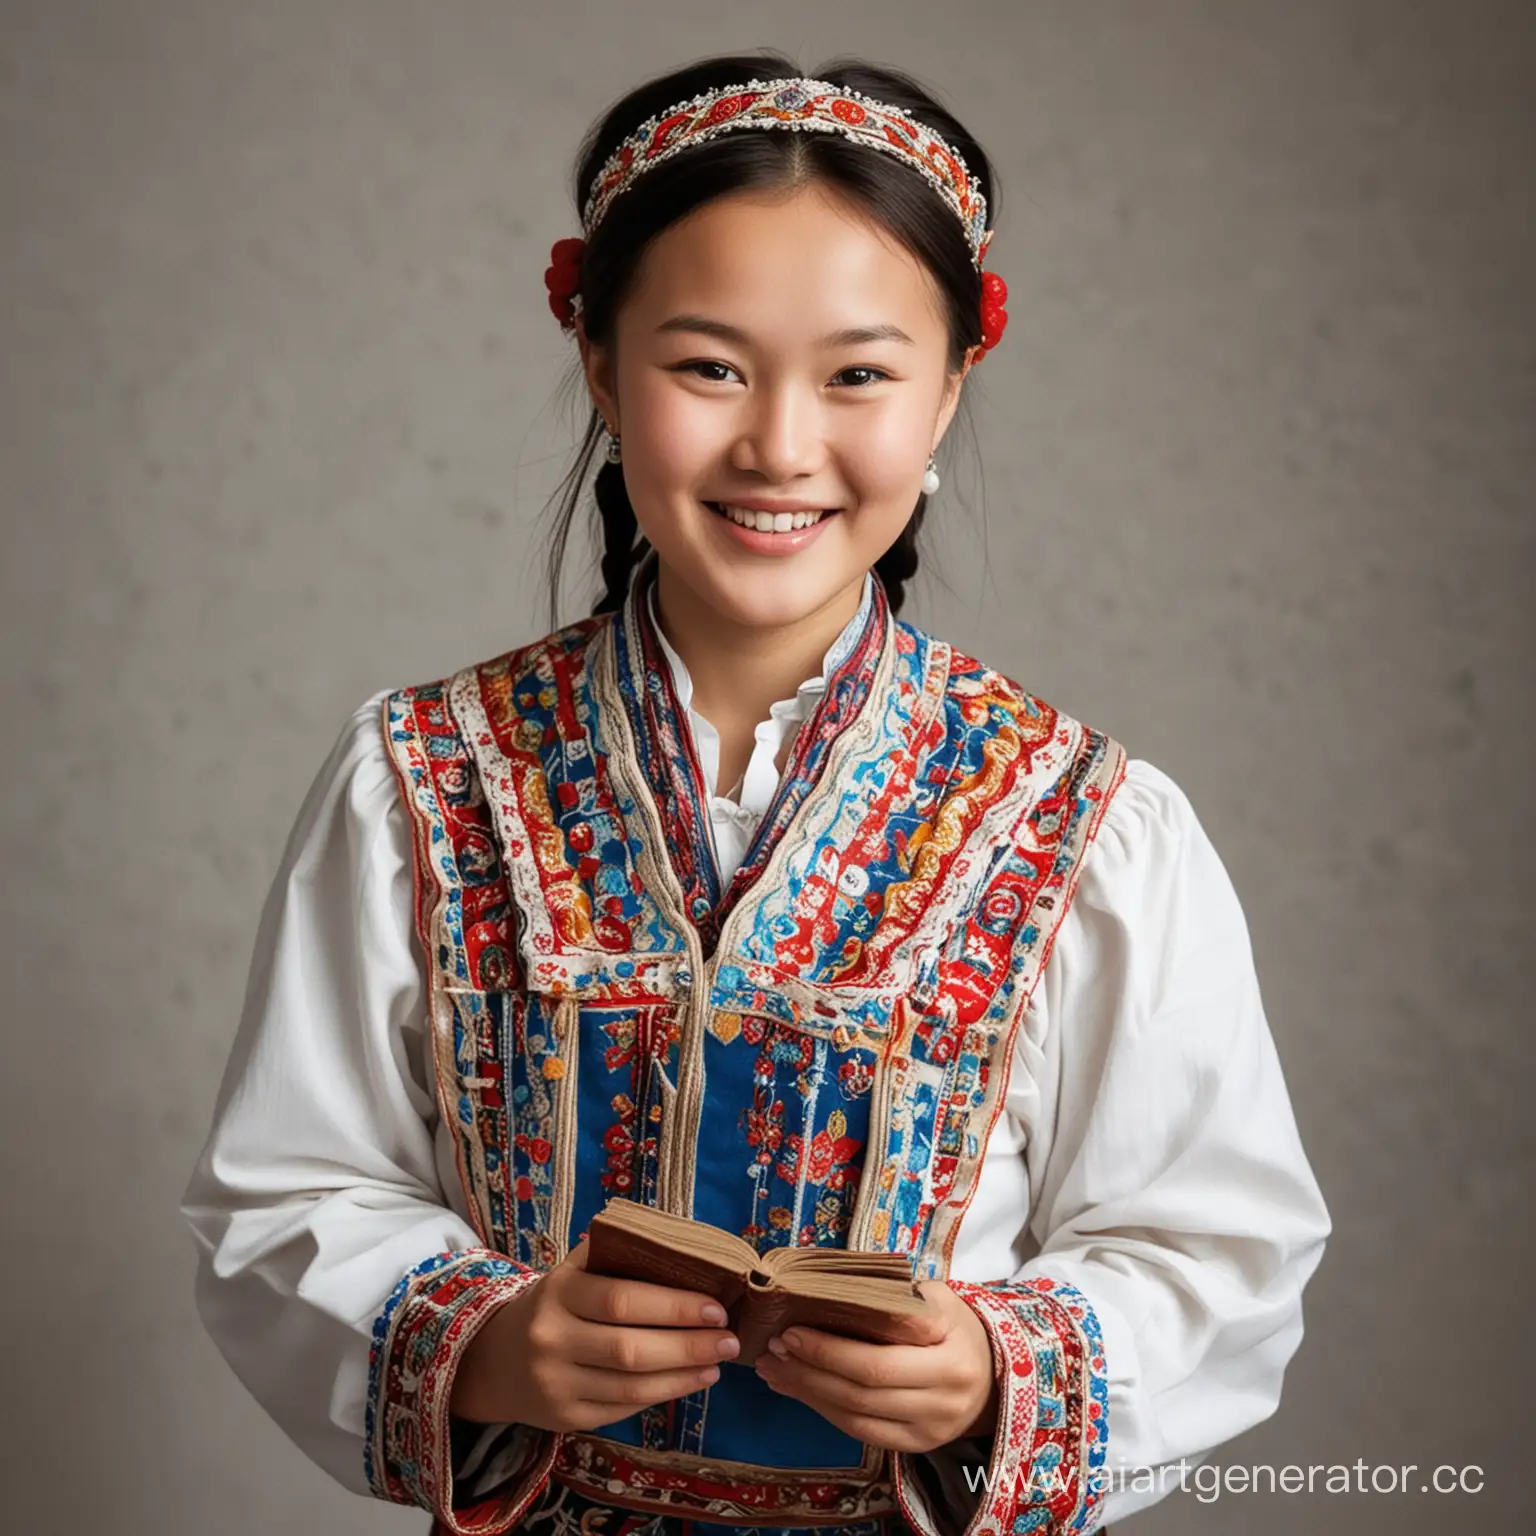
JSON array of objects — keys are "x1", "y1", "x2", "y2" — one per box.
[
  {"x1": 889, "y1": 1278, "x2": 1108, "y2": 1536},
  {"x1": 366, "y1": 1251, "x2": 557, "y2": 1532},
  {"x1": 554, "y1": 1434, "x2": 899, "y2": 1524}
]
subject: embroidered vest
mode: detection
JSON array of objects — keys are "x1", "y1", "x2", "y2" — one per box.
[{"x1": 381, "y1": 584, "x2": 1126, "y2": 1526}]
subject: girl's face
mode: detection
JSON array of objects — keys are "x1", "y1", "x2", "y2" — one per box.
[{"x1": 580, "y1": 181, "x2": 972, "y2": 632}]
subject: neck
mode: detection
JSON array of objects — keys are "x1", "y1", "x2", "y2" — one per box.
[{"x1": 651, "y1": 565, "x2": 866, "y2": 732}]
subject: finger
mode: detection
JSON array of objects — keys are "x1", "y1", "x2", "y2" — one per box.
[
  {"x1": 566, "y1": 1268, "x2": 730, "y2": 1329},
  {"x1": 755, "y1": 1352, "x2": 935, "y2": 1423},
  {"x1": 759, "y1": 1385, "x2": 927, "y2": 1454},
  {"x1": 769, "y1": 1327, "x2": 942, "y2": 1389},
  {"x1": 821, "y1": 1409, "x2": 931, "y2": 1455},
  {"x1": 567, "y1": 1319, "x2": 740, "y2": 1374},
  {"x1": 567, "y1": 1358, "x2": 725, "y2": 1410}
]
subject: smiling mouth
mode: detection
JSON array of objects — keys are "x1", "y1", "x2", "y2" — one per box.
[{"x1": 706, "y1": 501, "x2": 840, "y2": 533}]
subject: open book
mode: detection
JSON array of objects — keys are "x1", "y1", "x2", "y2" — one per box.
[{"x1": 583, "y1": 1198, "x2": 932, "y2": 1366}]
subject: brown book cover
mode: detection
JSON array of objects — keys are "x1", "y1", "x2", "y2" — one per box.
[{"x1": 583, "y1": 1197, "x2": 933, "y2": 1365}]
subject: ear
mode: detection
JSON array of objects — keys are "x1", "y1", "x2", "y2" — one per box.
[
  {"x1": 575, "y1": 316, "x2": 620, "y2": 432},
  {"x1": 931, "y1": 348, "x2": 978, "y2": 454}
]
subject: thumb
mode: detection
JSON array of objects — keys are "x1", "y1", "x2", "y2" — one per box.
[{"x1": 909, "y1": 1281, "x2": 959, "y2": 1342}]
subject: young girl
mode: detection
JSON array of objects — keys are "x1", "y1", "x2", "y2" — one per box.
[{"x1": 183, "y1": 54, "x2": 1329, "y2": 1536}]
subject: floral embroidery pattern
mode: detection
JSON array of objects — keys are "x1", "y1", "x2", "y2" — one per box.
[{"x1": 596, "y1": 1004, "x2": 678, "y2": 1204}]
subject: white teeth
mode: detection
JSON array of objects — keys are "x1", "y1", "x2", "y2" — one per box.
[{"x1": 718, "y1": 504, "x2": 826, "y2": 532}]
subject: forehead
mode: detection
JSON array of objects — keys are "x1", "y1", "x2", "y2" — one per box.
[{"x1": 622, "y1": 183, "x2": 948, "y2": 339}]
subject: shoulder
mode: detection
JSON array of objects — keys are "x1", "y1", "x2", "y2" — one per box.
[
  {"x1": 1088, "y1": 758, "x2": 1248, "y2": 935},
  {"x1": 283, "y1": 688, "x2": 403, "y2": 877},
  {"x1": 1049, "y1": 757, "x2": 1256, "y2": 1021},
  {"x1": 382, "y1": 611, "x2": 611, "y2": 718},
  {"x1": 909, "y1": 623, "x2": 1115, "y2": 739},
  {"x1": 332, "y1": 686, "x2": 395, "y2": 768},
  {"x1": 918, "y1": 625, "x2": 1115, "y2": 748},
  {"x1": 373, "y1": 617, "x2": 609, "y2": 787},
  {"x1": 1090, "y1": 757, "x2": 1200, "y2": 870},
  {"x1": 1000, "y1": 755, "x2": 1265, "y2": 1100},
  {"x1": 907, "y1": 615, "x2": 1179, "y2": 850},
  {"x1": 912, "y1": 628, "x2": 1128, "y2": 825}
]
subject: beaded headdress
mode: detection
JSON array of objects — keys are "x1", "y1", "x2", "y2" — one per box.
[{"x1": 544, "y1": 76, "x2": 1009, "y2": 357}]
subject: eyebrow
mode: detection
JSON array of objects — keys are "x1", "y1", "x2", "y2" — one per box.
[{"x1": 655, "y1": 314, "x2": 916, "y2": 348}]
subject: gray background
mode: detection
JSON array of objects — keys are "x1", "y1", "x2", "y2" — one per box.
[{"x1": 2, "y1": 1, "x2": 1531, "y2": 1531}]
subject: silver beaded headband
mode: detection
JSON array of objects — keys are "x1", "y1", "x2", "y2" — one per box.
[{"x1": 581, "y1": 77, "x2": 994, "y2": 268}]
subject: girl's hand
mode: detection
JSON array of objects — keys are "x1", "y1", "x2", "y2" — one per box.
[
  {"x1": 450, "y1": 1237, "x2": 740, "y2": 1431},
  {"x1": 752, "y1": 1281, "x2": 998, "y2": 1454}
]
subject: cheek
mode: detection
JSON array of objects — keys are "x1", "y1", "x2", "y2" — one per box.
[
  {"x1": 620, "y1": 375, "x2": 726, "y2": 486},
  {"x1": 837, "y1": 399, "x2": 933, "y2": 496}
]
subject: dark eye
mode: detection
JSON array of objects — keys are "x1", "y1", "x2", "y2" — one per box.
[
  {"x1": 832, "y1": 366, "x2": 890, "y2": 388},
  {"x1": 678, "y1": 360, "x2": 740, "y2": 383}
]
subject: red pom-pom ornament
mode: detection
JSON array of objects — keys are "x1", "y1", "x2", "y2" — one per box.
[
  {"x1": 975, "y1": 269, "x2": 1009, "y2": 360},
  {"x1": 544, "y1": 236, "x2": 586, "y2": 329}
]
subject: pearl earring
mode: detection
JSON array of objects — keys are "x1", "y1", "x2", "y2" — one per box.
[
  {"x1": 605, "y1": 428, "x2": 622, "y2": 465},
  {"x1": 922, "y1": 454, "x2": 940, "y2": 496}
]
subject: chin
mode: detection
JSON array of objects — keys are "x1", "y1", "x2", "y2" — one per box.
[{"x1": 701, "y1": 562, "x2": 860, "y2": 632}]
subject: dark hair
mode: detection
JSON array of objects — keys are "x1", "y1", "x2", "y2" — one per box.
[{"x1": 540, "y1": 52, "x2": 997, "y2": 625}]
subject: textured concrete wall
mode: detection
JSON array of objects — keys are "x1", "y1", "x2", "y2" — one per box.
[{"x1": 2, "y1": 1, "x2": 1530, "y2": 1530}]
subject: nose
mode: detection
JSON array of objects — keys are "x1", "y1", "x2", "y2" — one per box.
[{"x1": 729, "y1": 380, "x2": 825, "y2": 483}]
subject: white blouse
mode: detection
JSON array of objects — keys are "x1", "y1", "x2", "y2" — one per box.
[{"x1": 182, "y1": 630, "x2": 1329, "y2": 1528}]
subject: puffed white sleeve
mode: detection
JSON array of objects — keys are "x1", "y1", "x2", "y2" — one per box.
[
  {"x1": 180, "y1": 691, "x2": 557, "y2": 1534},
  {"x1": 892, "y1": 758, "x2": 1330, "y2": 1535}
]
